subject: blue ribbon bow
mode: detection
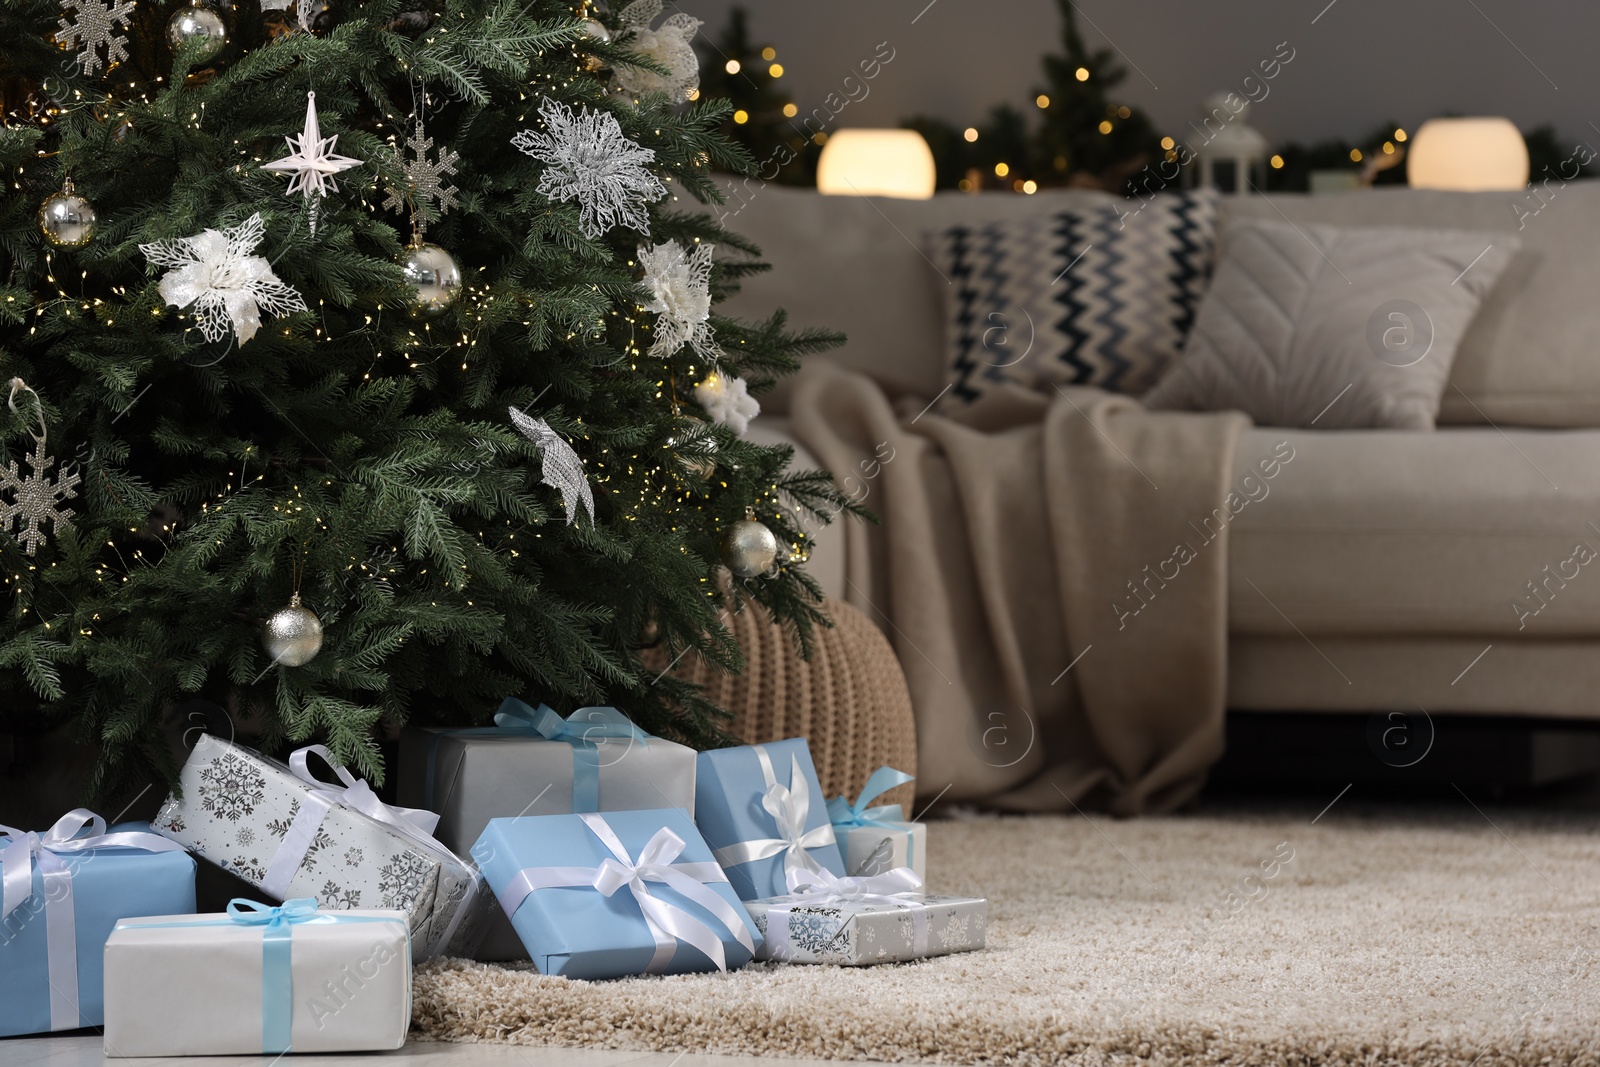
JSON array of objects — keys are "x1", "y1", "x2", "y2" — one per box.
[
  {"x1": 425, "y1": 698, "x2": 650, "y2": 812},
  {"x1": 229, "y1": 898, "x2": 322, "y2": 1054},
  {"x1": 827, "y1": 766, "x2": 915, "y2": 831}
]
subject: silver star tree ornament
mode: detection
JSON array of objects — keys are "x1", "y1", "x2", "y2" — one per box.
[
  {"x1": 512, "y1": 98, "x2": 666, "y2": 239},
  {"x1": 382, "y1": 118, "x2": 460, "y2": 226},
  {"x1": 0, "y1": 446, "x2": 79, "y2": 557},
  {"x1": 262, "y1": 92, "x2": 361, "y2": 235},
  {"x1": 508, "y1": 408, "x2": 595, "y2": 526},
  {"x1": 56, "y1": 0, "x2": 136, "y2": 76}
]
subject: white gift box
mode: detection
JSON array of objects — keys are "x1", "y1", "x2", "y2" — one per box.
[
  {"x1": 840, "y1": 821, "x2": 927, "y2": 880},
  {"x1": 103, "y1": 902, "x2": 411, "y2": 1057},
  {"x1": 154, "y1": 735, "x2": 489, "y2": 961}
]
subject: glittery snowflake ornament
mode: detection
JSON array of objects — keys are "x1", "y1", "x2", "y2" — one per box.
[
  {"x1": 0, "y1": 380, "x2": 79, "y2": 557},
  {"x1": 56, "y1": 0, "x2": 136, "y2": 76},
  {"x1": 612, "y1": 0, "x2": 703, "y2": 103},
  {"x1": 638, "y1": 239, "x2": 716, "y2": 360},
  {"x1": 262, "y1": 91, "x2": 360, "y2": 234},
  {"x1": 139, "y1": 213, "x2": 308, "y2": 346},
  {"x1": 382, "y1": 117, "x2": 460, "y2": 222},
  {"x1": 512, "y1": 98, "x2": 666, "y2": 240},
  {"x1": 695, "y1": 372, "x2": 760, "y2": 435},
  {"x1": 509, "y1": 408, "x2": 595, "y2": 526}
]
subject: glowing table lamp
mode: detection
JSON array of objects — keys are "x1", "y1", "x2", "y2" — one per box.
[
  {"x1": 817, "y1": 129, "x2": 937, "y2": 199},
  {"x1": 1407, "y1": 117, "x2": 1529, "y2": 191}
]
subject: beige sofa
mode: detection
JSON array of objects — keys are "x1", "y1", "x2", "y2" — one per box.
[{"x1": 728, "y1": 182, "x2": 1600, "y2": 723}]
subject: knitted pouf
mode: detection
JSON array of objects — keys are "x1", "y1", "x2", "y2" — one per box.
[{"x1": 658, "y1": 599, "x2": 917, "y2": 813}]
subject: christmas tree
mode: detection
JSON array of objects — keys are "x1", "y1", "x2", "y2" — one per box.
[
  {"x1": 0, "y1": 0, "x2": 854, "y2": 801},
  {"x1": 694, "y1": 6, "x2": 814, "y2": 186}
]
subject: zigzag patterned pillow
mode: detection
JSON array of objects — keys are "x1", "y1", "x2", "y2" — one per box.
[{"x1": 930, "y1": 191, "x2": 1219, "y2": 408}]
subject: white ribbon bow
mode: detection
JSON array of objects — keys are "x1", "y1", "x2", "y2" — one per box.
[
  {"x1": 262, "y1": 745, "x2": 442, "y2": 899},
  {"x1": 764, "y1": 864, "x2": 930, "y2": 960},
  {"x1": 0, "y1": 810, "x2": 186, "y2": 1031},
  {"x1": 712, "y1": 747, "x2": 838, "y2": 884},
  {"x1": 498, "y1": 813, "x2": 755, "y2": 973}
]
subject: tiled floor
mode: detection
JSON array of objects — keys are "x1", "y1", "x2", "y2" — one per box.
[{"x1": 2, "y1": 1036, "x2": 835, "y2": 1067}]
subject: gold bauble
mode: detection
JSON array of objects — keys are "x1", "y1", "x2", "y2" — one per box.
[
  {"x1": 167, "y1": 4, "x2": 228, "y2": 62},
  {"x1": 399, "y1": 241, "x2": 461, "y2": 318},
  {"x1": 38, "y1": 177, "x2": 96, "y2": 248},
  {"x1": 263, "y1": 594, "x2": 324, "y2": 667},
  {"x1": 721, "y1": 513, "x2": 780, "y2": 578}
]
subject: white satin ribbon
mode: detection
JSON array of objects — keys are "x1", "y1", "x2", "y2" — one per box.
[
  {"x1": 262, "y1": 745, "x2": 442, "y2": 900},
  {"x1": 763, "y1": 865, "x2": 929, "y2": 960},
  {"x1": 0, "y1": 809, "x2": 186, "y2": 1031},
  {"x1": 711, "y1": 746, "x2": 837, "y2": 881},
  {"x1": 497, "y1": 812, "x2": 755, "y2": 973}
]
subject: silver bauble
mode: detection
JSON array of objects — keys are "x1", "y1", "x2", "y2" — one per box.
[
  {"x1": 38, "y1": 178, "x2": 96, "y2": 248},
  {"x1": 399, "y1": 241, "x2": 461, "y2": 318},
  {"x1": 167, "y1": 5, "x2": 228, "y2": 62},
  {"x1": 263, "y1": 595, "x2": 324, "y2": 667},
  {"x1": 722, "y1": 515, "x2": 779, "y2": 578}
]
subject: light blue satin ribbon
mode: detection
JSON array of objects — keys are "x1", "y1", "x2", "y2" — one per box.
[
  {"x1": 119, "y1": 898, "x2": 408, "y2": 1054},
  {"x1": 424, "y1": 698, "x2": 650, "y2": 812},
  {"x1": 826, "y1": 766, "x2": 917, "y2": 869}
]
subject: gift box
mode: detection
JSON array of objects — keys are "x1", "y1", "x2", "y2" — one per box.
[
  {"x1": 398, "y1": 699, "x2": 697, "y2": 961},
  {"x1": 744, "y1": 869, "x2": 987, "y2": 966},
  {"x1": 154, "y1": 734, "x2": 489, "y2": 961},
  {"x1": 828, "y1": 766, "x2": 926, "y2": 880},
  {"x1": 103, "y1": 899, "x2": 411, "y2": 1056},
  {"x1": 694, "y1": 738, "x2": 846, "y2": 900},
  {"x1": 0, "y1": 811, "x2": 195, "y2": 1038},
  {"x1": 471, "y1": 808, "x2": 760, "y2": 979}
]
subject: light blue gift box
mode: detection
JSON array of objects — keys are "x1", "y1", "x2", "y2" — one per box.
[
  {"x1": 0, "y1": 811, "x2": 195, "y2": 1038},
  {"x1": 471, "y1": 808, "x2": 761, "y2": 980},
  {"x1": 694, "y1": 738, "x2": 846, "y2": 900}
]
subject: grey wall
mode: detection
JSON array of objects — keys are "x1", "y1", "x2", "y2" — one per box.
[{"x1": 684, "y1": 0, "x2": 1598, "y2": 150}]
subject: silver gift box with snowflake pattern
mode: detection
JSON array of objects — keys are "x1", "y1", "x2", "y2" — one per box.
[
  {"x1": 744, "y1": 894, "x2": 986, "y2": 965},
  {"x1": 153, "y1": 734, "x2": 490, "y2": 961}
]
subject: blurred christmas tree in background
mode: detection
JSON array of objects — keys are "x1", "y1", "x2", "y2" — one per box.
[
  {"x1": 695, "y1": 6, "x2": 815, "y2": 186},
  {"x1": 0, "y1": 0, "x2": 856, "y2": 800}
]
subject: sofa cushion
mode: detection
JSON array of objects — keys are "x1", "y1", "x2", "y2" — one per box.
[
  {"x1": 710, "y1": 184, "x2": 1115, "y2": 412},
  {"x1": 1145, "y1": 219, "x2": 1515, "y2": 429},
  {"x1": 1221, "y1": 180, "x2": 1600, "y2": 427},
  {"x1": 927, "y1": 190, "x2": 1219, "y2": 406},
  {"x1": 1227, "y1": 426, "x2": 1600, "y2": 636}
]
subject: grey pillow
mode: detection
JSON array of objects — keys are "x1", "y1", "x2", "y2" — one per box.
[{"x1": 1142, "y1": 218, "x2": 1517, "y2": 429}]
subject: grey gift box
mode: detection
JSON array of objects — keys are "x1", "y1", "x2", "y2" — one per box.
[{"x1": 745, "y1": 894, "x2": 987, "y2": 965}]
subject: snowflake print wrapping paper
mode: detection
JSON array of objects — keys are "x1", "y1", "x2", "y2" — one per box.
[
  {"x1": 153, "y1": 734, "x2": 492, "y2": 960},
  {"x1": 745, "y1": 893, "x2": 987, "y2": 965},
  {"x1": 611, "y1": 0, "x2": 703, "y2": 103},
  {"x1": 512, "y1": 98, "x2": 666, "y2": 240}
]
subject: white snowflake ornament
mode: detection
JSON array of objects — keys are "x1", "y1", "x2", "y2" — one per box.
[
  {"x1": 509, "y1": 408, "x2": 595, "y2": 526},
  {"x1": 139, "y1": 213, "x2": 308, "y2": 346},
  {"x1": 56, "y1": 0, "x2": 135, "y2": 76},
  {"x1": 382, "y1": 117, "x2": 460, "y2": 222},
  {"x1": 638, "y1": 239, "x2": 716, "y2": 360},
  {"x1": 612, "y1": 0, "x2": 703, "y2": 103},
  {"x1": 695, "y1": 372, "x2": 759, "y2": 435},
  {"x1": 511, "y1": 98, "x2": 666, "y2": 240},
  {"x1": 0, "y1": 444, "x2": 79, "y2": 557},
  {"x1": 262, "y1": 92, "x2": 361, "y2": 234}
]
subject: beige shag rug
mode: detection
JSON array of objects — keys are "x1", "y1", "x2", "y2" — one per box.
[{"x1": 413, "y1": 807, "x2": 1600, "y2": 1066}]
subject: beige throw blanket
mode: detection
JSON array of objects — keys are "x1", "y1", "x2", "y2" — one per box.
[{"x1": 790, "y1": 364, "x2": 1249, "y2": 815}]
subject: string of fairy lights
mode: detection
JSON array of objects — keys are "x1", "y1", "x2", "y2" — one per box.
[{"x1": 0, "y1": 0, "x2": 813, "y2": 642}]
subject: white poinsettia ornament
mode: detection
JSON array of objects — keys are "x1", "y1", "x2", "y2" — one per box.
[
  {"x1": 139, "y1": 213, "x2": 308, "y2": 346},
  {"x1": 638, "y1": 239, "x2": 716, "y2": 361},
  {"x1": 695, "y1": 371, "x2": 760, "y2": 435},
  {"x1": 612, "y1": 0, "x2": 703, "y2": 103},
  {"x1": 511, "y1": 98, "x2": 666, "y2": 240}
]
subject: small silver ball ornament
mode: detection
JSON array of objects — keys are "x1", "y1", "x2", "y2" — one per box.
[
  {"x1": 167, "y1": 4, "x2": 228, "y2": 63},
  {"x1": 263, "y1": 594, "x2": 324, "y2": 667},
  {"x1": 721, "y1": 510, "x2": 780, "y2": 578},
  {"x1": 399, "y1": 241, "x2": 461, "y2": 318},
  {"x1": 38, "y1": 177, "x2": 96, "y2": 248},
  {"x1": 665, "y1": 413, "x2": 717, "y2": 480}
]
